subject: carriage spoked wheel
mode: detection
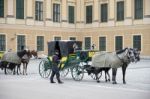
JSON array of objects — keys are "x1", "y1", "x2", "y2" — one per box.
[
  {"x1": 60, "y1": 69, "x2": 69, "y2": 78},
  {"x1": 39, "y1": 59, "x2": 51, "y2": 78},
  {"x1": 90, "y1": 72, "x2": 102, "y2": 80},
  {"x1": 71, "y1": 65, "x2": 84, "y2": 81}
]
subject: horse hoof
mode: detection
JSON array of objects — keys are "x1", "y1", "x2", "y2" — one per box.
[
  {"x1": 112, "y1": 81, "x2": 117, "y2": 84},
  {"x1": 123, "y1": 82, "x2": 126, "y2": 84},
  {"x1": 97, "y1": 81, "x2": 100, "y2": 83}
]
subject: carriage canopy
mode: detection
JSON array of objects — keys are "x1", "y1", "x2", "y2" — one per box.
[{"x1": 48, "y1": 40, "x2": 82, "y2": 57}]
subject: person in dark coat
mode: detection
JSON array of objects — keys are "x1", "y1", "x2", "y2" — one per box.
[{"x1": 50, "y1": 50, "x2": 63, "y2": 84}]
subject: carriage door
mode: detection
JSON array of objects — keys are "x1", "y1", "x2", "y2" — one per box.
[{"x1": 17, "y1": 35, "x2": 25, "y2": 51}]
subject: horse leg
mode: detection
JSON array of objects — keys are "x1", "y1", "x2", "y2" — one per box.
[
  {"x1": 3, "y1": 62, "x2": 8, "y2": 74},
  {"x1": 4, "y1": 67, "x2": 7, "y2": 74},
  {"x1": 105, "y1": 70, "x2": 108, "y2": 82},
  {"x1": 122, "y1": 63, "x2": 127, "y2": 84},
  {"x1": 96, "y1": 69, "x2": 101, "y2": 83},
  {"x1": 23, "y1": 63, "x2": 25, "y2": 75},
  {"x1": 96, "y1": 73, "x2": 100, "y2": 83},
  {"x1": 106, "y1": 71, "x2": 111, "y2": 82},
  {"x1": 17, "y1": 64, "x2": 21, "y2": 75},
  {"x1": 13, "y1": 65, "x2": 16, "y2": 75},
  {"x1": 25, "y1": 63, "x2": 28, "y2": 75},
  {"x1": 112, "y1": 68, "x2": 117, "y2": 84}
]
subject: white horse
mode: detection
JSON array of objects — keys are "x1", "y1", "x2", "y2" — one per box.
[{"x1": 91, "y1": 48, "x2": 140, "y2": 84}]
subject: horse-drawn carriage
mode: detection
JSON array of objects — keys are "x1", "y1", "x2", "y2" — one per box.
[
  {"x1": 39, "y1": 40, "x2": 97, "y2": 81},
  {"x1": 39, "y1": 40, "x2": 140, "y2": 84}
]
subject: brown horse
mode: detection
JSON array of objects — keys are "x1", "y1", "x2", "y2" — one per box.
[
  {"x1": 0, "y1": 50, "x2": 31, "y2": 74},
  {"x1": 21, "y1": 50, "x2": 38, "y2": 75}
]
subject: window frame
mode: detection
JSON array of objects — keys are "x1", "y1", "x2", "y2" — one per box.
[
  {"x1": 134, "y1": 0, "x2": 143, "y2": 19},
  {"x1": 16, "y1": 0, "x2": 24, "y2": 19},
  {"x1": 133, "y1": 35, "x2": 141, "y2": 51},
  {"x1": 0, "y1": 0, "x2": 4, "y2": 17},
  {"x1": 35, "y1": 1, "x2": 43, "y2": 21},
  {"x1": 0, "y1": 34, "x2": 6, "y2": 51},
  {"x1": 54, "y1": 36, "x2": 61, "y2": 41},
  {"x1": 17, "y1": 35, "x2": 26, "y2": 51},
  {"x1": 53, "y1": 3, "x2": 60, "y2": 22},
  {"x1": 69, "y1": 37, "x2": 76, "y2": 41},
  {"x1": 115, "y1": 36, "x2": 123, "y2": 51},
  {"x1": 68, "y1": 6, "x2": 75, "y2": 24},
  {"x1": 101, "y1": 3, "x2": 108, "y2": 22},
  {"x1": 84, "y1": 37, "x2": 91, "y2": 50},
  {"x1": 86, "y1": 5, "x2": 93, "y2": 24},
  {"x1": 117, "y1": 1, "x2": 124, "y2": 21},
  {"x1": 99, "y1": 37, "x2": 106, "y2": 51},
  {"x1": 37, "y1": 36, "x2": 44, "y2": 51}
]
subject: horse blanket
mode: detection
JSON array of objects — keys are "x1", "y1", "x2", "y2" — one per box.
[
  {"x1": 1, "y1": 52, "x2": 21, "y2": 64},
  {"x1": 92, "y1": 52, "x2": 123, "y2": 68}
]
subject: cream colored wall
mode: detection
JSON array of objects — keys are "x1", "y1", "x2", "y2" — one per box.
[{"x1": 0, "y1": 0, "x2": 150, "y2": 56}]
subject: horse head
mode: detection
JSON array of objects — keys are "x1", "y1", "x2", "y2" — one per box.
[
  {"x1": 30, "y1": 50, "x2": 38, "y2": 59},
  {"x1": 126, "y1": 48, "x2": 140, "y2": 63},
  {"x1": 132, "y1": 48, "x2": 140, "y2": 62}
]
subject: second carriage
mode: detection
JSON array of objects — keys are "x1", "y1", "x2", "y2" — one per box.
[{"x1": 39, "y1": 40, "x2": 97, "y2": 81}]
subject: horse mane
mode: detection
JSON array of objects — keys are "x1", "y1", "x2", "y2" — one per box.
[{"x1": 116, "y1": 48, "x2": 128, "y2": 54}]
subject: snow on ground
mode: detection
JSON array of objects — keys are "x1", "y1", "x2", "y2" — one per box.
[{"x1": 0, "y1": 59, "x2": 150, "y2": 99}]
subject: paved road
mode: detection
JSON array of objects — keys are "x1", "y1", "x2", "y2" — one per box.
[{"x1": 0, "y1": 59, "x2": 150, "y2": 99}]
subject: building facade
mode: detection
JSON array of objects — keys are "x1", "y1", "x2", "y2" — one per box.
[{"x1": 0, "y1": 0, "x2": 150, "y2": 56}]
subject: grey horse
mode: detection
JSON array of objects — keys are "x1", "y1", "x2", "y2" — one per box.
[{"x1": 92, "y1": 48, "x2": 140, "y2": 84}]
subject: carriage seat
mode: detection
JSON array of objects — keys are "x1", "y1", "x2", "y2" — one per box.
[{"x1": 59, "y1": 57, "x2": 67, "y2": 69}]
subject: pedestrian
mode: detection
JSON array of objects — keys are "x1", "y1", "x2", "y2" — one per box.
[{"x1": 50, "y1": 50, "x2": 63, "y2": 84}]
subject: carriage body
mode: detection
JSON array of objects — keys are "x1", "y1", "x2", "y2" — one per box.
[
  {"x1": 39, "y1": 40, "x2": 99, "y2": 81},
  {"x1": 39, "y1": 40, "x2": 83, "y2": 78}
]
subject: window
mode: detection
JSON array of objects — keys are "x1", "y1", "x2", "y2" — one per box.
[
  {"x1": 35, "y1": 1, "x2": 43, "y2": 21},
  {"x1": 0, "y1": 34, "x2": 6, "y2": 51},
  {"x1": 17, "y1": 35, "x2": 25, "y2": 51},
  {"x1": 101, "y1": 4, "x2": 108, "y2": 22},
  {"x1": 133, "y1": 35, "x2": 141, "y2": 51},
  {"x1": 134, "y1": 0, "x2": 143, "y2": 19},
  {"x1": 117, "y1": 1, "x2": 124, "y2": 21},
  {"x1": 85, "y1": 37, "x2": 91, "y2": 50},
  {"x1": 115, "y1": 36, "x2": 123, "y2": 51},
  {"x1": 68, "y1": 6, "x2": 74, "y2": 23},
  {"x1": 16, "y1": 0, "x2": 24, "y2": 19},
  {"x1": 0, "y1": 0, "x2": 4, "y2": 17},
  {"x1": 86, "y1": 5, "x2": 92, "y2": 24},
  {"x1": 37, "y1": 36, "x2": 44, "y2": 51},
  {"x1": 53, "y1": 4, "x2": 60, "y2": 22},
  {"x1": 54, "y1": 37, "x2": 61, "y2": 41},
  {"x1": 99, "y1": 37, "x2": 106, "y2": 51},
  {"x1": 69, "y1": 37, "x2": 76, "y2": 41}
]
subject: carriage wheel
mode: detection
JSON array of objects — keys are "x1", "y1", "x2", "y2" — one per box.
[
  {"x1": 60, "y1": 69, "x2": 69, "y2": 78},
  {"x1": 71, "y1": 65, "x2": 84, "y2": 81},
  {"x1": 90, "y1": 72, "x2": 102, "y2": 80},
  {"x1": 39, "y1": 59, "x2": 51, "y2": 78}
]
